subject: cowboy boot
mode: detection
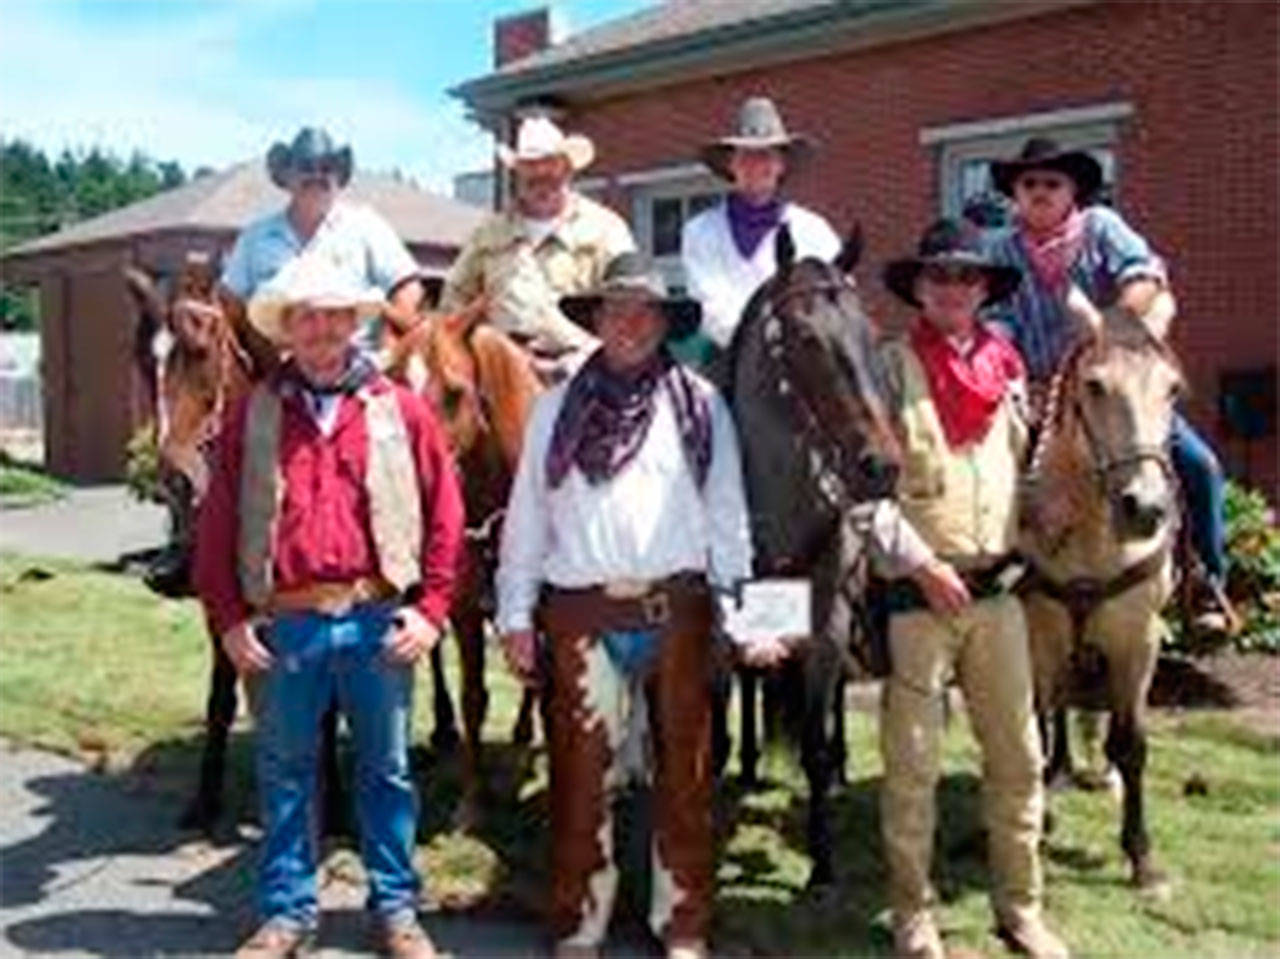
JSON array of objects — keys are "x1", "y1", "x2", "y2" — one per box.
[
  {"x1": 234, "y1": 921, "x2": 314, "y2": 959},
  {"x1": 997, "y1": 912, "x2": 1070, "y2": 959},
  {"x1": 1190, "y1": 574, "x2": 1242, "y2": 644},
  {"x1": 372, "y1": 916, "x2": 437, "y2": 959},
  {"x1": 892, "y1": 911, "x2": 945, "y2": 959}
]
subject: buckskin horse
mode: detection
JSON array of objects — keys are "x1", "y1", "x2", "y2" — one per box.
[
  {"x1": 723, "y1": 224, "x2": 900, "y2": 889},
  {"x1": 386, "y1": 307, "x2": 544, "y2": 827},
  {"x1": 1018, "y1": 302, "x2": 1182, "y2": 893}
]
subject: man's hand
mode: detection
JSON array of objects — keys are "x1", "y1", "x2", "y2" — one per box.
[
  {"x1": 500, "y1": 629, "x2": 539, "y2": 686},
  {"x1": 222, "y1": 620, "x2": 273, "y2": 675},
  {"x1": 444, "y1": 294, "x2": 489, "y2": 335},
  {"x1": 736, "y1": 635, "x2": 801, "y2": 669},
  {"x1": 912, "y1": 558, "x2": 971, "y2": 616},
  {"x1": 384, "y1": 606, "x2": 442, "y2": 664}
]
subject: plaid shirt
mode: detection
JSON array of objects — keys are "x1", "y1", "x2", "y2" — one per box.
[{"x1": 981, "y1": 205, "x2": 1166, "y2": 382}]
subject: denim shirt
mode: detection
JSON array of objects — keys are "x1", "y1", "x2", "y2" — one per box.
[{"x1": 982, "y1": 206, "x2": 1166, "y2": 382}]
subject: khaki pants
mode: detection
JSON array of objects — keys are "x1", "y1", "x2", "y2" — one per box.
[
  {"x1": 880, "y1": 594, "x2": 1045, "y2": 926},
  {"x1": 540, "y1": 587, "x2": 714, "y2": 948}
]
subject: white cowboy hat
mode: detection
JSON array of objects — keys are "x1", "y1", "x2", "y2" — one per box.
[
  {"x1": 247, "y1": 255, "x2": 385, "y2": 343},
  {"x1": 496, "y1": 116, "x2": 595, "y2": 171}
]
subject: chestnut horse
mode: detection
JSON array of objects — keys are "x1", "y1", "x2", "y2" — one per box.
[{"x1": 387, "y1": 312, "x2": 544, "y2": 826}]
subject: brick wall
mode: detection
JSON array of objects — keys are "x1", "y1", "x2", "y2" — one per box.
[{"x1": 558, "y1": 0, "x2": 1279, "y2": 497}]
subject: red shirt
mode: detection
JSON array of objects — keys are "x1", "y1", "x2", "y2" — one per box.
[{"x1": 195, "y1": 374, "x2": 464, "y2": 636}]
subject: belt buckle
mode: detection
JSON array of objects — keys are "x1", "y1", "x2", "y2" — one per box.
[
  {"x1": 604, "y1": 578, "x2": 650, "y2": 600},
  {"x1": 641, "y1": 591, "x2": 670, "y2": 627}
]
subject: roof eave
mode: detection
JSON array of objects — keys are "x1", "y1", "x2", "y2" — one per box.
[{"x1": 453, "y1": 0, "x2": 1094, "y2": 123}]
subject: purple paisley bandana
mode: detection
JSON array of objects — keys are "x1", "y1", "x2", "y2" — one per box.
[
  {"x1": 546, "y1": 348, "x2": 712, "y2": 489},
  {"x1": 727, "y1": 192, "x2": 784, "y2": 259}
]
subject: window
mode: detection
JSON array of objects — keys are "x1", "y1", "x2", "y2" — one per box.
[{"x1": 921, "y1": 103, "x2": 1132, "y2": 226}]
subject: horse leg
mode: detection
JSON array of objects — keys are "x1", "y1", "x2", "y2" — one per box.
[
  {"x1": 802, "y1": 700, "x2": 836, "y2": 890},
  {"x1": 1105, "y1": 709, "x2": 1166, "y2": 891},
  {"x1": 831, "y1": 676, "x2": 848, "y2": 788},
  {"x1": 429, "y1": 643, "x2": 461, "y2": 753},
  {"x1": 1044, "y1": 706, "x2": 1074, "y2": 789},
  {"x1": 179, "y1": 624, "x2": 236, "y2": 831},
  {"x1": 455, "y1": 602, "x2": 489, "y2": 831},
  {"x1": 512, "y1": 688, "x2": 537, "y2": 746},
  {"x1": 710, "y1": 666, "x2": 732, "y2": 781},
  {"x1": 739, "y1": 669, "x2": 760, "y2": 789}
]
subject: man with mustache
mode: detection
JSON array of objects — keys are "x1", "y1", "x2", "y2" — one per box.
[{"x1": 439, "y1": 116, "x2": 635, "y2": 368}]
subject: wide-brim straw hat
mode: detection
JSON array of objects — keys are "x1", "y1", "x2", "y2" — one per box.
[
  {"x1": 560, "y1": 252, "x2": 701, "y2": 340},
  {"x1": 496, "y1": 116, "x2": 596, "y2": 171},
  {"x1": 883, "y1": 218, "x2": 1023, "y2": 309},
  {"x1": 247, "y1": 255, "x2": 385, "y2": 343},
  {"x1": 266, "y1": 126, "x2": 354, "y2": 189},
  {"x1": 990, "y1": 136, "x2": 1103, "y2": 202},
  {"x1": 699, "y1": 96, "x2": 814, "y2": 181}
]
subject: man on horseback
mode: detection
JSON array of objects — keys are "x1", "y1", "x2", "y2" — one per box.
[
  {"x1": 981, "y1": 137, "x2": 1235, "y2": 637},
  {"x1": 219, "y1": 126, "x2": 427, "y2": 365},
  {"x1": 495, "y1": 253, "x2": 752, "y2": 959},
  {"x1": 875, "y1": 221, "x2": 1068, "y2": 959},
  {"x1": 680, "y1": 96, "x2": 840, "y2": 363},
  {"x1": 439, "y1": 115, "x2": 636, "y2": 369},
  {"x1": 195, "y1": 256, "x2": 464, "y2": 959}
]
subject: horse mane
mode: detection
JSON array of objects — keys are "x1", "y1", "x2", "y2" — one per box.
[{"x1": 467, "y1": 324, "x2": 541, "y2": 470}]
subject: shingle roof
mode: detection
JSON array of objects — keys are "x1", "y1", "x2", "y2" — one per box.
[
  {"x1": 495, "y1": 0, "x2": 836, "y2": 77},
  {"x1": 4, "y1": 162, "x2": 485, "y2": 258}
]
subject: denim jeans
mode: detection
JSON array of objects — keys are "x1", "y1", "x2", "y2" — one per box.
[
  {"x1": 1170, "y1": 412, "x2": 1227, "y2": 581},
  {"x1": 249, "y1": 601, "x2": 419, "y2": 929}
]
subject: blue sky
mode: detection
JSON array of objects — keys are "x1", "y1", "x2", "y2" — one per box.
[{"x1": 0, "y1": 0, "x2": 650, "y2": 193}]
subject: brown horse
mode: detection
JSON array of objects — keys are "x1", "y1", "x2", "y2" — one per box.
[
  {"x1": 387, "y1": 311, "x2": 544, "y2": 826},
  {"x1": 1019, "y1": 306, "x2": 1182, "y2": 893}
]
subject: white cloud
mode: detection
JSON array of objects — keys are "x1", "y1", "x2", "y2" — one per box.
[{"x1": 0, "y1": 0, "x2": 491, "y2": 194}]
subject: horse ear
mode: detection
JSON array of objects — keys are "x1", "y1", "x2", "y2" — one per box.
[
  {"x1": 833, "y1": 221, "x2": 863, "y2": 274},
  {"x1": 775, "y1": 222, "x2": 796, "y2": 278}
]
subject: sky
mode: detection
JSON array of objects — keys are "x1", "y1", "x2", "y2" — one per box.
[{"x1": 0, "y1": 0, "x2": 651, "y2": 194}]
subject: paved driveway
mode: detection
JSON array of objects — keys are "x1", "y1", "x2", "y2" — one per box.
[{"x1": 0, "y1": 487, "x2": 167, "y2": 565}]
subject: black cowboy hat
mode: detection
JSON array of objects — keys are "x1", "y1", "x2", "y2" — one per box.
[
  {"x1": 266, "y1": 127, "x2": 354, "y2": 190},
  {"x1": 883, "y1": 218, "x2": 1023, "y2": 308},
  {"x1": 990, "y1": 136, "x2": 1103, "y2": 201},
  {"x1": 560, "y1": 253, "x2": 702, "y2": 340},
  {"x1": 699, "y1": 96, "x2": 814, "y2": 182}
]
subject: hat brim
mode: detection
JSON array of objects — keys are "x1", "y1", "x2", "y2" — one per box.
[
  {"x1": 699, "y1": 135, "x2": 814, "y2": 181},
  {"x1": 247, "y1": 291, "x2": 384, "y2": 343},
  {"x1": 266, "y1": 142, "x2": 354, "y2": 190},
  {"x1": 883, "y1": 255, "x2": 1023, "y2": 309},
  {"x1": 991, "y1": 150, "x2": 1102, "y2": 201},
  {"x1": 559, "y1": 291, "x2": 702, "y2": 341},
  {"x1": 496, "y1": 134, "x2": 595, "y2": 172}
]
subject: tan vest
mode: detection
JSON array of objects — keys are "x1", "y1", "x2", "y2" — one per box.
[
  {"x1": 883, "y1": 339, "x2": 1025, "y2": 563},
  {"x1": 237, "y1": 383, "x2": 423, "y2": 608}
]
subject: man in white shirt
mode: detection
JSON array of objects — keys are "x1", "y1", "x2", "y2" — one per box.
[
  {"x1": 681, "y1": 96, "x2": 841, "y2": 357},
  {"x1": 496, "y1": 253, "x2": 752, "y2": 959}
]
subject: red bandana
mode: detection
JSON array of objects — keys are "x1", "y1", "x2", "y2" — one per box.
[
  {"x1": 1018, "y1": 206, "x2": 1085, "y2": 293},
  {"x1": 909, "y1": 318, "x2": 1024, "y2": 448}
]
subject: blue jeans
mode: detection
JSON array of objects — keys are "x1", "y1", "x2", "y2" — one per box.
[
  {"x1": 249, "y1": 602, "x2": 419, "y2": 929},
  {"x1": 1170, "y1": 412, "x2": 1227, "y2": 581}
]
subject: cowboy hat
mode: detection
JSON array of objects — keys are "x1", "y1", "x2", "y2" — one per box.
[
  {"x1": 247, "y1": 255, "x2": 385, "y2": 343},
  {"x1": 266, "y1": 127, "x2": 354, "y2": 190},
  {"x1": 699, "y1": 96, "x2": 814, "y2": 181},
  {"x1": 883, "y1": 218, "x2": 1023, "y2": 308},
  {"x1": 990, "y1": 136, "x2": 1103, "y2": 201},
  {"x1": 496, "y1": 116, "x2": 595, "y2": 171},
  {"x1": 559, "y1": 253, "x2": 701, "y2": 340}
]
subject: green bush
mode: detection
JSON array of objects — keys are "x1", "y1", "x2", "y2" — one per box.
[
  {"x1": 124, "y1": 425, "x2": 165, "y2": 504},
  {"x1": 0, "y1": 462, "x2": 65, "y2": 503},
  {"x1": 1223, "y1": 480, "x2": 1280, "y2": 652}
]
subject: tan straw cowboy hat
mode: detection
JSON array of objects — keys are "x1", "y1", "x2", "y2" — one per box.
[
  {"x1": 496, "y1": 116, "x2": 596, "y2": 171},
  {"x1": 699, "y1": 96, "x2": 814, "y2": 181},
  {"x1": 247, "y1": 255, "x2": 385, "y2": 343}
]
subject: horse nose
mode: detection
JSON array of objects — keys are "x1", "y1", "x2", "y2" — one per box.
[
  {"x1": 1119, "y1": 491, "x2": 1166, "y2": 536},
  {"x1": 857, "y1": 451, "x2": 898, "y2": 498}
]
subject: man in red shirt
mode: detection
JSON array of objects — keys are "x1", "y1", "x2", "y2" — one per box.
[{"x1": 196, "y1": 255, "x2": 463, "y2": 959}]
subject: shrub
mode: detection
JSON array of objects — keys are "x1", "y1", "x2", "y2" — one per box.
[
  {"x1": 124, "y1": 425, "x2": 164, "y2": 504},
  {"x1": 1223, "y1": 480, "x2": 1280, "y2": 652}
]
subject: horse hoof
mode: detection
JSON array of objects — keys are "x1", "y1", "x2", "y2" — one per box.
[
  {"x1": 453, "y1": 796, "x2": 480, "y2": 834},
  {"x1": 1134, "y1": 861, "x2": 1172, "y2": 901},
  {"x1": 177, "y1": 795, "x2": 221, "y2": 833},
  {"x1": 430, "y1": 725, "x2": 461, "y2": 754},
  {"x1": 511, "y1": 714, "x2": 534, "y2": 746},
  {"x1": 802, "y1": 867, "x2": 836, "y2": 903}
]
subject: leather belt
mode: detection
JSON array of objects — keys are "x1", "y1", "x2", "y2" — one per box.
[
  {"x1": 884, "y1": 554, "x2": 1023, "y2": 615},
  {"x1": 267, "y1": 576, "x2": 398, "y2": 616},
  {"x1": 541, "y1": 571, "x2": 709, "y2": 633}
]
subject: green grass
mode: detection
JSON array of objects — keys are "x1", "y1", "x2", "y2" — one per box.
[
  {"x1": 0, "y1": 463, "x2": 66, "y2": 505},
  {"x1": 1, "y1": 553, "x2": 1278, "y2": 956}
]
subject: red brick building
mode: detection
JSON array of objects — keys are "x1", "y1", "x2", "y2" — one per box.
[{"x1": 456, "y1": 0, "x2": 1278, "y2": 497}]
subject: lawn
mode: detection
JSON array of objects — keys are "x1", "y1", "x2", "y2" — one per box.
[
  {"x1": 1, "y1": 553, "x2": 1278, "y2": 957},
  {"x1": 0, "y1": 463, "x2": 66, "y2": 507}
]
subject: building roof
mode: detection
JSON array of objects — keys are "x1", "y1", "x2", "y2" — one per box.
[
  {"x1": 4, "y1": 162, "x2": 486, "y2": 259},
  {"x1": 455, "y1": 0, "x2": 1089, "y2": 121}
]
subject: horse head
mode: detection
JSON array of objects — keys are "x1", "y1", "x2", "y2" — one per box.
[{"x1": 1061, "y1": 310, "x2": 1183, "y2": 541}]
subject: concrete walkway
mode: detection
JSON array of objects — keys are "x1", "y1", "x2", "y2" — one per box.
[
  {"x1": 0, "y1": 745, "x2": 555, "y2": 957},
  {"x1": 0, "y1": 486, "x2": 167, "y2": 565}
]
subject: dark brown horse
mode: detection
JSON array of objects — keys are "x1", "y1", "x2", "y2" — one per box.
[{"x1": 387, "y1": 310, "x2": 544, "y2": 827}]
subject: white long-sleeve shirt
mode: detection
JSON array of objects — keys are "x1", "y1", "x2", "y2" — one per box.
[
  {"x1": 496, "y1": 368, "x2": 753, "y2": 633},
  {"x1": 681, "y1": 201, "x2": 842, "y2": 349}
]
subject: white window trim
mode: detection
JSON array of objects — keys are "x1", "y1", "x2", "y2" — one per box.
[{"x1": 919, "y1": 101, "x2": 1134, "y2": 146}]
